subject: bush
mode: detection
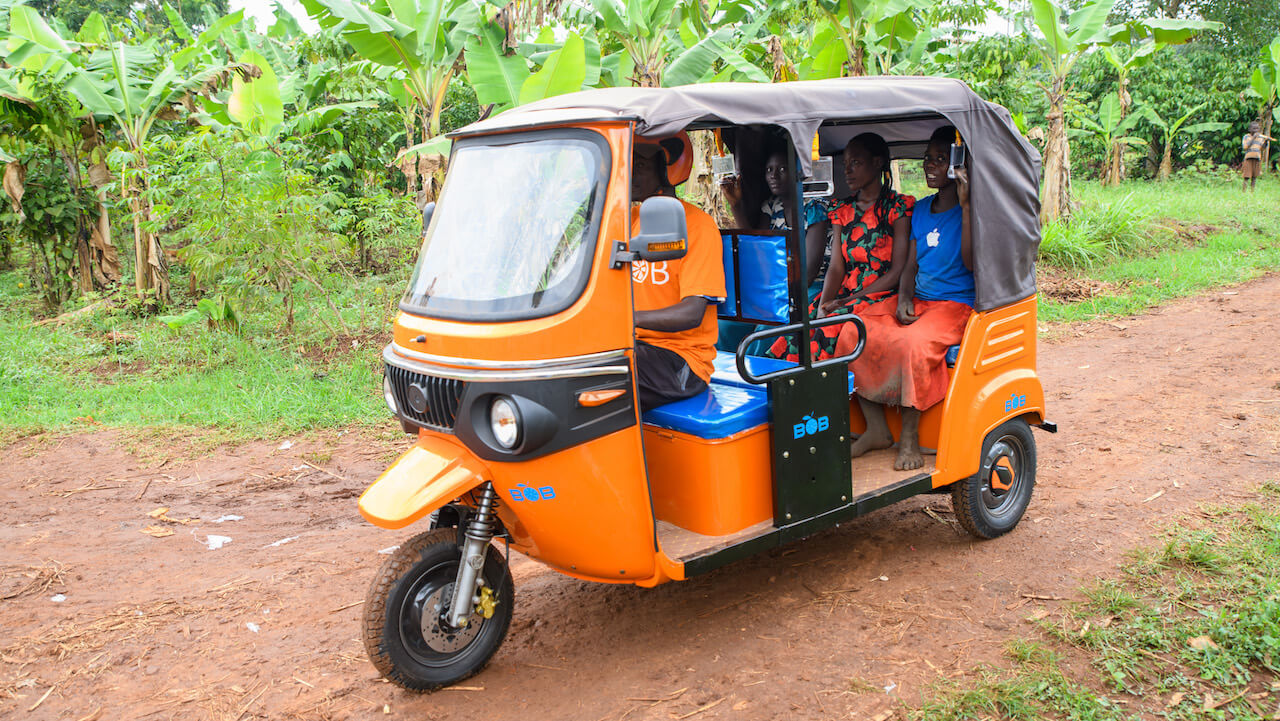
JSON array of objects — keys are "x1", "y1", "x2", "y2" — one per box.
[{"x1": 1039, "y1": 192, "x2": 1154, "y2": 271}]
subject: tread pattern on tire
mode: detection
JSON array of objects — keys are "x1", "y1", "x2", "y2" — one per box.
[
  {"x1": 950, "y1": 418, "x2": 1036, "y2": 540},
  {"x1": 361, "y1": 528, "x2": 513, "y2": 692}
]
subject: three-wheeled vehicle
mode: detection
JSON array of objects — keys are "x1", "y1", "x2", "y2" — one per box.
[{"x1": 361, "y1": 77, "x2": 1052, "y2": 690}]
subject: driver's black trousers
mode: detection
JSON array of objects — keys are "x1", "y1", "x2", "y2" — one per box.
[{"x1": 635, "y1": 341, "x2": 707, "y2": 412}]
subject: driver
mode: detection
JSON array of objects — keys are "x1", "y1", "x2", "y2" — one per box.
[{"x1": 630, "y1": 134, "x2": 726, "y2": 411}]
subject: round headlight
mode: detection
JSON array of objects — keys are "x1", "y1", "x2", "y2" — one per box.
[
  {"x1": 490, "y1": 396, "x2": 521, "y2": 449},
  {"x1": 383, "y1": 374, "x2": 397, "y2": 415}
]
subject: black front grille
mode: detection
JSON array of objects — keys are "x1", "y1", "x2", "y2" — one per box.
[{"x1": 386, "y1": 363, "x2": 466, "y2": 431}]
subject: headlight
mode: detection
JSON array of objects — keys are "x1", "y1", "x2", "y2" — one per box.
[
  {"x1": 489, "y1": 396, "x2": 521, "y2": 449},
  {"x1": 383, "y1": 374, "x2": 397, "y2": 415}
]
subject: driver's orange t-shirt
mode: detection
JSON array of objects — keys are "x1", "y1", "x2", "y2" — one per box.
[{"x1": 630, "y1": 199, "x2": 726, "y2": 382}]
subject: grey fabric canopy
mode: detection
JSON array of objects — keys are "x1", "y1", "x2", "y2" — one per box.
[{"x1": 452, "y1": 77, "x2": 1042, "y2": 312}]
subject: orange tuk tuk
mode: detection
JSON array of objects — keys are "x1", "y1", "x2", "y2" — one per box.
[{"x1": 360, "y1": 77, "x2": 1052, "y2": 690}]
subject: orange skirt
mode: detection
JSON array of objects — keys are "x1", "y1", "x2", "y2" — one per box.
[{"x1": 838, "y1": 298, "x2": 971, "y2": 410}]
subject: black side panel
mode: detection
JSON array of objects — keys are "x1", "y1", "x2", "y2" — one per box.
[
  {"x1": 768, "y1": 366, "x2": 853, "y2": 524},
  {"x1": 681, "y1": 474, "x2": 933, "y2": 577}
]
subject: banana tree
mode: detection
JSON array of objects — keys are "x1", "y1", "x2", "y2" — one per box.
[
  {"x1": 1069, "y1": 94, "x2": 1145, "y2": 183},
  {"x1": 1248, "y1": 36, "x2": 1280, "y2": 172},
  {"x1": 1025, "y1": 0, "x2": 1118, "y2": 223},
  {"x1": 299, "y1": 0, "x2": 482, "y2": 206},
  {"x1": 1, "y1": 6, "x2": 121, "y2": 293},
  {"x1": 1098, "y1": 17, "x2": 1219, "y2": 185},
  {"x1": 800, "y1": 0, "x2": 934, "y2": 79},
  {"x1": 1141, "y1": 102, "x2": 1229, "y2": 180},
  {"x1": 60, "y1": 10, "x2": 249, "y2": 304}
]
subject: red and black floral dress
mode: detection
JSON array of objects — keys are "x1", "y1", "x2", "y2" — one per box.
[{"x1": 767, "y1": 190, "x2": 914, "y2": 362}]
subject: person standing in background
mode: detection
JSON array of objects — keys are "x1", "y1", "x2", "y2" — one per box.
[{"x1": 1241, "y1": 121, "x2": 1271, "y2": 192}]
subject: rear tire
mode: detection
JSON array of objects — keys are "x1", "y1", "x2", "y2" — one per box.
[
  {"x1": 362, "y1": 528, "x2": 514, "y2": 691},
  {"x1": 951, "y1": 418, "x2": 1036, "y2": 539}
]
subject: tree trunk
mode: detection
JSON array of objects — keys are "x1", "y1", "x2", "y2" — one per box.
[
  {"x1": 688, "y1": 131, "x2": 731, "y2": 226},
  {"x1": 1262, "y1": 103, "x2": 1275, "y2": 173},
  {"x1": 1040, "y1": 79, "x2": 1072, "y2": 223},
  {"x1": 1103, "y1": 78, "x2": 1131, "y2": 186},
  {"x1": 1158, "y1": 138, "x2": 1173, "y2": 180},
  {"x1": 128, "y1": 167, "x2": 170, "y2": 306}
]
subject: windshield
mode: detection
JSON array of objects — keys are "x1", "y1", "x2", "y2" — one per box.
[{"x1": 400, "y1": 131, "x2": 609, "y2": 321}]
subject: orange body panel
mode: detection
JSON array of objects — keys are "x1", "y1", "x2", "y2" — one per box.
[
  {"x1": 393, "y1": 123, "x2": 636, "y2": 364},
  {"x1": 932, "y1": 296, "x2": 1045, "y2": 484},
  {"x1": 642, "y1": 424, "x2": 773, "y2": 536},
  {"x1": 488, "y1": 428, "x2": 659, "y2": 583},
  {"x1": 358, "y1": 435, "x2": 491, "y2": 530}
]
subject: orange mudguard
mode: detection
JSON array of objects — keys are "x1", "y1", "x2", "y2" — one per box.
[{"x1": 358, "y1": 435, "x2": 490, "y2": 530}]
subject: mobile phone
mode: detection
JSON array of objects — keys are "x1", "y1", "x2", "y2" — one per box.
[{"x1": 947, "y1": 137, "x2": 966, "y2": 179}]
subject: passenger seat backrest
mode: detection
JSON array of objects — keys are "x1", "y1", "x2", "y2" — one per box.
[{"x1": 718, "y1": 232, "x2": 790, "y2": 324}]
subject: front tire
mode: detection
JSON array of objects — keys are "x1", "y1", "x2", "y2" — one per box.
[
  {"x1": 362, "y1": 528, "x2": 514, "y2": 691},
  {"x1": 952, "y1": 418, "x2": 1036, "y2": 539}
]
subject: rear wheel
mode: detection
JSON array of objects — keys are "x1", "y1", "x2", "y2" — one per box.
[
  {"x1": 362, "y1": 528, "x2": 513, "y2": 691},
  {"x1": 951, "y1": 418, "x2": 1036, "y2": 539}
]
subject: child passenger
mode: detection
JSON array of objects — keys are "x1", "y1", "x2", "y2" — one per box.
[
  {"x1": 839, "y1": 126, "x2": 973, "y2": 471},
  {"x1": 767, "y1": 132, "x2": 913, "y2": 362}
]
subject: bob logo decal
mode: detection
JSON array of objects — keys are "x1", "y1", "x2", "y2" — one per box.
[
  {"x1": 793, "y1": 414, "x2": 830, "y2": 440},
  {"x1": 509, "y1": 483, "x2": 556, "y2": 503},
  {"x1": 1004, "y1": 393, "x2": 1027, "y2": 412}
]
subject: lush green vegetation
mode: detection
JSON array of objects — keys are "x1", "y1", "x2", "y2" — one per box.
[
  {"x1": 1, "y1": 0, "x2": 1279, "y2": 443},
  {"x1": 1039, "y1": 174, "x2": 1280, "y2": 323},
  {"x1": 2, "y1": 174, "x2": 1277, "y2": 443},
  {"x1": 915, "y1": 482, "x2": 1280, "y2": 720}
]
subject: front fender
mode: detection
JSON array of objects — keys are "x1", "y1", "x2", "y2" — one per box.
[{"x1": 358, "y1": 434, "x2": 491, "y2": 530}]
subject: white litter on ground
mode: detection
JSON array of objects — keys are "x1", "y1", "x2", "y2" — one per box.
[
  {"x1": 204, "y1": 535, "x2": 233, "y2": 550},
  {"x1": 264, "y1": 536, "x2": 298, "y2": 548},
  {"x1": 246, "y1": 622, "x2": 260, "y2": 633},
  {"x1": 278, "y1": 440, "x2": 294, "y2": 450},
  {"x1": 377, "y1": 546, "x2": 400, "y2": 555},
  {"x1": 213, "y1": 515, "x2": 243, "y2": 523},
  {"x1": 50, "y1": 594, "x2": 66, "y2": 603}
]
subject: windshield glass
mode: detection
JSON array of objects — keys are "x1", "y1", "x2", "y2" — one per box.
[{"x1": 400, "y1": 132, "x2": 609, "y2": 321}]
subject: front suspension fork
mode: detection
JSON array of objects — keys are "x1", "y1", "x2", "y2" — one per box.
[{"x1": 446, "y1": 483, "x2": 499, "y2": 628}]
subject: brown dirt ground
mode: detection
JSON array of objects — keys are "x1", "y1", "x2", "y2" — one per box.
[{"x1": 3, "y1": 275, "x2": 1280, "y2": 721}]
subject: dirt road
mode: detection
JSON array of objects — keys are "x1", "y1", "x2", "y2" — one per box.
[{"x1": 3, "y1": 275, "x2": 1279, "y2": 721}]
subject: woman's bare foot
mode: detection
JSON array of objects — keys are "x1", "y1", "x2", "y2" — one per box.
[
  {"x1": 894, "y1": 407, "x2": 924, "y2": 470},
  {"x1": 894, "y1": 443, "x2": 925, "y2": 471},
  {"x1": 850, "y1": 429, "x2": 893, "y2": 458}
]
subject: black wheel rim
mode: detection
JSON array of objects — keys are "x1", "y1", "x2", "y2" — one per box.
[
  {"x1": 395, "y1": 558, "x2": 487, "y2": 668},
  {"x1": 980, "y1": 433, "x2": 1027, "y2": 520}
]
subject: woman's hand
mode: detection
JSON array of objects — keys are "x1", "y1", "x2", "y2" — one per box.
[
  {"x1": 719, "y1": 175, "x2": 743, "y2": 208},
  {"x1": 954, "y1": 166, "x2": 970, "y2": 208},
  {"x1": 896, "y1": 296, "x2": 918, "y2": 325}
]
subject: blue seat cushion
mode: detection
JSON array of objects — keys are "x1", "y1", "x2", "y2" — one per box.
[
  {"x1": 711, "y1": 351, "x2": 855, "y2": 394},
  {"x1": 641, "y1": 383, "x2": 769, "y2": 439}
]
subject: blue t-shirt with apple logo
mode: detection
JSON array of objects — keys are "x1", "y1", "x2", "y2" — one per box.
[{"x1": 912, "y1": 194, "x2": 974, "y2": 307}]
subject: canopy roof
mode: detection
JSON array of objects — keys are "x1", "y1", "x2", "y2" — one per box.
[{"x1": 452, "y1": 77, "x2": 1042, "y2": 312}]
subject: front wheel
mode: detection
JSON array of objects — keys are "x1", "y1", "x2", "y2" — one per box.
[
  {"x1": 951, "y1": 418, "x2": 1036, "y2": 539},
  {"x1": 362, "y1": 528, "x2": 514, "y2": 691}
]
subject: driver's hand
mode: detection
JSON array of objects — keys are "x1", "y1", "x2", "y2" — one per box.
[
  {"x1": 954, "y1": 166, "x2": 970, "y2": 208},
  {"x1": 896, "y1": 297, "x2": 918, "y2": 325}
]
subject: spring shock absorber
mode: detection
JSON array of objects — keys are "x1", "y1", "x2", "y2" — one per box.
[{"x1": 445, "y1": 483, "x2": 499, "y2": 629}]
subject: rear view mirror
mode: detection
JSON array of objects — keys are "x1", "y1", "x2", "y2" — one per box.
[
  {"x1": 421, "y1": 202, "x2": 435, "y2": 237},
  {"x1": 632, "y1": 196, "x2": 688, "y2": 262}
]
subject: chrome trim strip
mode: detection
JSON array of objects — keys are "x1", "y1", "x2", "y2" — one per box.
[
  {"x1": 390, "y1": 342, "x2": 627, "y2": 371},
  {"x1": 384, "y1": 346, "x2": 629, "y2": 383}
]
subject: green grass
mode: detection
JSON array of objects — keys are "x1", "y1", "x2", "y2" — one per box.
[
  {"x1": 915, "y1": 485, "x2": 1280, "y2": 720},
  {"x1": 1040, "y1": 175, "x2": 1280, "y2": 323},
  {"x1": 0, "y1": 265, "x2": 395, "y2": 444}
]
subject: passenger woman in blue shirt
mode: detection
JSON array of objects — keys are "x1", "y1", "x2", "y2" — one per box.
[{"x1": 840, "y1": 126, "x2": 974, "y2": 471}]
